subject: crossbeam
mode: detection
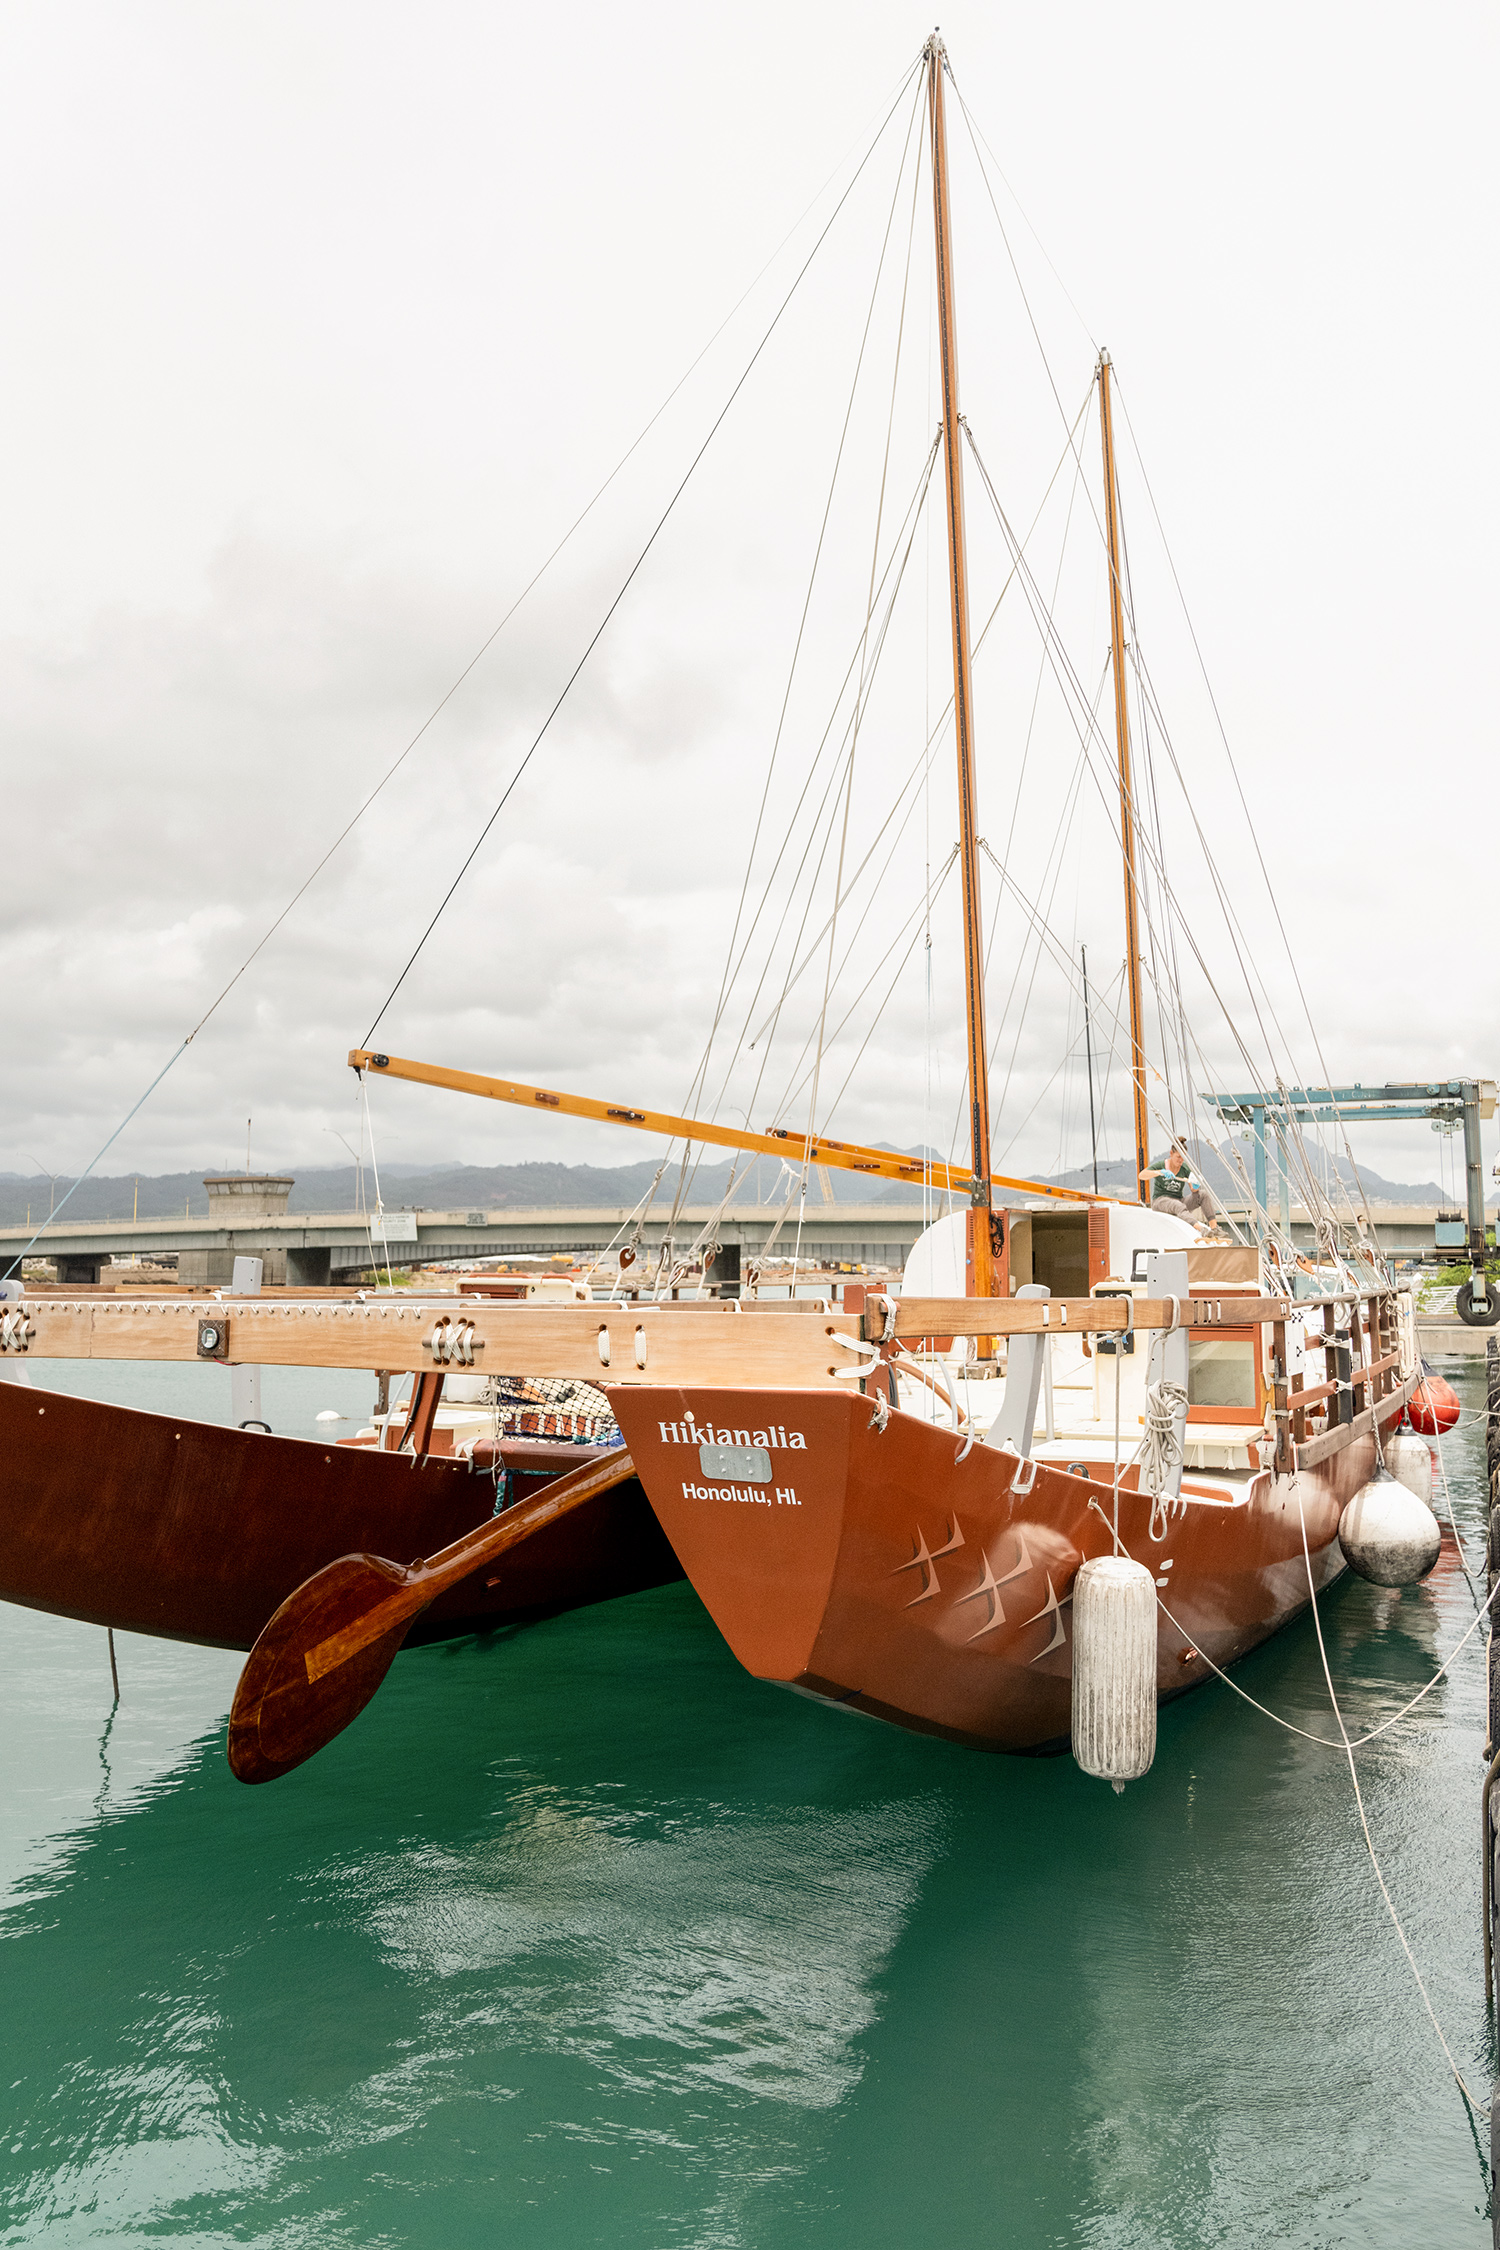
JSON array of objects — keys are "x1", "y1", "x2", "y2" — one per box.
[
  {"x1": 347, "y1": 1050, "x2": 1103, "y2": 1207},
  {"x1": 0, "y1": 1287, "x2": 1400, "y2": 1382}
]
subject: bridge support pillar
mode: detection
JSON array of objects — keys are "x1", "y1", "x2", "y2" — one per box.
[
  {"x1": 707, "y1": 1242, "x2": 741, "y2": 1297},
  {"x1": 180, "y1": 1247, "x2": 287, "y2": 1287},
  {"x1": 56, "y1": 1255, "x2": 104, "y2": 1285}
]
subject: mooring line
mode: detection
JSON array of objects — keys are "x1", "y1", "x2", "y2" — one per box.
[{"x1": 1291, "y1": 1480, "x2": 1486, "y2": 2120}]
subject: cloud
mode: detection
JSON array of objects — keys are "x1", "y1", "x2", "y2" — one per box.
[{"x1": 1, "y1": 1, "x2": 1495, "y2": 1201}]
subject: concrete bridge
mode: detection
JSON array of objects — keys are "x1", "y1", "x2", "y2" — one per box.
[
  {"x1": 0, "y1": 1200, "x2": 933, "y2": 1287},
  {"x1": 0, "y1": 1166, "x2": 1458, "y2": 1287}
]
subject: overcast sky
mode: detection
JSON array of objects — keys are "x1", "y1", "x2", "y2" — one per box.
[{"x1": 1, "y1": 1, "x2": 1494, "y2": 1210}]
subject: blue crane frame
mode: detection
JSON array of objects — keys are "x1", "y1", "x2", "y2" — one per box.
[{"x1": 1201, "y1": 1080, "x2": 1498, "y2": 1324}]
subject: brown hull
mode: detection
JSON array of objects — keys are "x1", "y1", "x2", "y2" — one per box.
[
  {"x1": 0, "y1": 1381, "x2": 681, "y2": 1650},
  {"x1": 610, "y1": 1386, "x2": 1388, "y2": 1751}
]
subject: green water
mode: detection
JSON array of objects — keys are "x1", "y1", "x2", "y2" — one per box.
[{"x1": 0, "y1": 1358, "x2": 1493, "y2": 2246}]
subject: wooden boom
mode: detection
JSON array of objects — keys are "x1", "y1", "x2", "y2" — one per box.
[{"x1": 347, "y1": 1049, "x2": 1103, "y2": 1206}]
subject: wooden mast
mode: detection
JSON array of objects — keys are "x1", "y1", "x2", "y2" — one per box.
[
  {"x1": 926, "y1": 34, "x2": 996, "y2": 1304},
  {"x1": 1097, "y1": 350, "x2": 1151, "y2": 1203}
]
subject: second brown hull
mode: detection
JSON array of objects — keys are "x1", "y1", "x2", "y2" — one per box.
[{"x1": 0, "y1": 1380, "x2": 682, "y2": 1650}]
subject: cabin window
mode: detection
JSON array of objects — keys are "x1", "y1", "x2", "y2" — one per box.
[{"x1": 1187, "y1": 1334, "x2": 1258, "y2": 1412}]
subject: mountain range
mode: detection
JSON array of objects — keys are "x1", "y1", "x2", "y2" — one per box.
[{"x1": 0, "y1": 1138, "x2": 1481, "y2": 1234}]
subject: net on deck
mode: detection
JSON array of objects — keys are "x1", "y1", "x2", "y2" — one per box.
[{"x1": 489, "y1": 1374, "x2": 621, "y2": 1448}]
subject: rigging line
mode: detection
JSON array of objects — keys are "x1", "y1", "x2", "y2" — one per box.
[
  {"x1": 998, "y1": 410, "x2": 1089, "y2": 876},
  {"x1": 1125, "y1": 643, "x2": 1365, "y2": 1232},
  {"x1": 1128, "y1": 643, "x2": 1381, "y2": 1248},
  {"x1": 961, "y1": 435, "x2": 1312, "y2": 1154},
  {"x1": 0, "y1": 1040, "x2": 189, "y2": 1279},
  {"x1": 1292, "y1": 1485, "x2": 1485, "y2": 2119},
  {"x1": 752, "y1": 694, "x2": 943, "y2": 1059},
  {"x1": 991, "y1": 1020, "x2": 1103, "y2": 1172},
  {"x1": 670, "y1": 108, "x2": 932, "y2": 1222},
  {"x1": 985, "y1": 658, "x2": 1107, "y2": 1085},
  {"x1": 1123, "y1": 614, "x2": 1306, "y2": 1108},
  {"x1": 712, "y1": 394, "x2": 1091, "y2": 1110},
  {"x1": 719, "y1": 409, "x2": 1097, "y2": 1202},
  {"x1": 939, "y1": 656, "x2": 1102, "y2": 1180},
  {"x1": 359, "y1": 1075, "x2": 397, "y2": 1292},
  {"x1": 1088, "y1": 1479, "x2": 1500, "y2": 2120},
  {"x1": 705, "y1": 436, "x2": 943, "y2": 1101},
  {"x1": 362, "y1": 66, "x2": 925, "y2": 1046},
  {"x1": 712, "y1": 443, "x2": 942, "y2": 1169},
  {"x1": 740, "y1": 409, "x2": 1086, "y2": 1060},
  {"x1": 919, "y1": 394, "x2": 1094, "y2": 1177},
  {"x1": 816, "y1": 887, "x2": 960, "y2": 1137},
  {"x1": 681, "y1": 67, "x2": 929, "y2": 1124},
  {"x1": 1118, "y1": 490, "x2": 1194, "y2": 1140},
  {"x1": 974, "y1": 839, "x2": 1213, "y2": 1192},
  {"x1": 948, "y1": 80, "x2": 1108, "y2": 564},
  {"x1": 1087, "y1": 1498, "x2": 1500, "y2": 1751},
  {"x1": 991, "y1": 743, "x2": 1092, "y2": 1126},
  {"x1": 764, "y1": 833, "x2": 961, "y2": 1131},
  {"x1": 577, "y1": 1162, "x2": 670, "y2": 1293},
  {"x1": 948, "y1": 73, "x2": 1097, "y2": 353},
  {"x1": 1110, "y1": 375, "x2": 1383, "y2": 1245},
  {"x1": 968, "y1": 402, "x2": 1325, "y2": 1184},
  {"x1": 774, "y1": 125, "x2": 922, "y2": 1151},
  {"x1": 184, "y1": 59, "x2": 927, "y2": 1060},
  {"x1": 675, "y1": 441, "x2": 941, "y2": 1214},
  {"x1": 774, "y1": 852, "x2": 960, "y2": 1127},
  {"x1": 805, "y1": 74, "x2": 931, "y2": 1161},
  {"x1": 960, "y1": 726, "x2": 1095, "y2": 1191}
]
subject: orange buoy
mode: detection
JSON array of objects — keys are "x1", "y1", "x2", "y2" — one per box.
[{"x1": 1408, "y1": 1362, "x2": 1461, "y2": 1437}]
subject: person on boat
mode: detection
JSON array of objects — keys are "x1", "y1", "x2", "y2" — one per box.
[{"x1": 1142, "y1": 1144, "x2": 1219, "y2": 1231}]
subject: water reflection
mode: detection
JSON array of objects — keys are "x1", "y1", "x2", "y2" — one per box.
[
  {"x1": 0, "y1": 1359, "x2": 1493, "y2": 2247},
  {"x1": 0, "y1": 1584, "x2": 947, "y2": 2247}
]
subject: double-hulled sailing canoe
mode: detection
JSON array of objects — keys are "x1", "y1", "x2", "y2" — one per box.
[{"x1": 0, "y1": 36, "x2": 1438, "y2": 1779}]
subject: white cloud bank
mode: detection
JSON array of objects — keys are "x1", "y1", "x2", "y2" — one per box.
[{"x1": 0, "y1": 0, "x2": 1494, "y2": 1198}]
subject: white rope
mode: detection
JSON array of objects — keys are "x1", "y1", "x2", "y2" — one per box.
[
  {"x1": 1291, "y1": 1481, "x2": 1485, "y2": 2118},
  {"x1": 360, "y1": 1077, "x2": 395, "y2": 1292},
  {"x1": 1084, "y1": 1495, "x2": 1500, "y2": 1755},
  {"x1": 889, "y1": 1344, "x2": 965, "y2": 1438},
  {"x1": 1431, "y1": 1424, "x2": 1486, "y2": 1615},
  {"x1": 1139, "y1": 1379, "x2": 1187, "y2": 1535}
]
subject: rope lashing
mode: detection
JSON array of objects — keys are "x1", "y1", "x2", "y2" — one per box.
[
  {"x1": 830, "y1": 1333, "x2": 881, "y2": 1377},
  {"x1": 890, "y1": 1345, "x2": 966, "y2": 1437},
  {"x1": 1139, "y1": 1379, "x2": 1187, "y2": 1538}
]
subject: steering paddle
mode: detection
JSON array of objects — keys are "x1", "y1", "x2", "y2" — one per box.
[{"x1": 227, "y1": 1446, "x2": 637, "y2": 1784}]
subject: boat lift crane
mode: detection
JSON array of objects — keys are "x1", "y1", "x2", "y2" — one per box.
[{"x1": 1202, "y1": 1079, "x2": 1499, "y2": 1326}]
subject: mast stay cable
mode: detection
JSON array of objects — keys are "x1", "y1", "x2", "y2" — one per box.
[
  {"x1": 947, "y1": 65, "x2": 1368, "y2": 1236},
  {"x1": 361, "y1": 62, "x2": 925, "y2": 1045},
  {"x1": 3, "y1": 61, "x2": 929, "y2": 1277}
]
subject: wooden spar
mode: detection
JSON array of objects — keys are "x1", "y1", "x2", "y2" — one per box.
[
  {"x1": 346, "y1": 1049, "x2": 1105, "y2": 1205},
  {"x1": 0, "y1": 1285, "x2": 1398, "y2": 1373},
  {"x1": 1097, "y1": 350, "x2": 1152, "y2": 1205},
  {"x1": 925, "y1": 36, "x2": 995, "y2": 1305}
]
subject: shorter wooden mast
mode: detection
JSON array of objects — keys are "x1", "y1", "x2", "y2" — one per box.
[
  {"x1": 1097, "y1": 351, "x2": 1152, "y2": 1203},
  {"x1": 926, "y1": 33, "x2": 998, "y2": 1309}
]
